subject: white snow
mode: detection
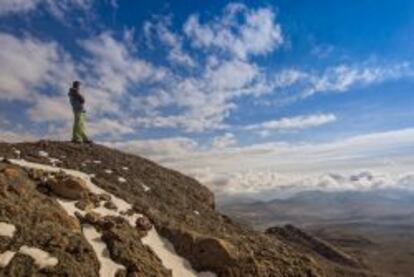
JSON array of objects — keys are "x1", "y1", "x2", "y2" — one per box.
[
  {"x1": 104, "y1": 169, "x2": 113, "y2": 174},
  {"x1": 93, "y1": 160, "x2": 102, "y2": 164},
  {"x1": 0, "y1": 222, "x2": 16, "y2": 238},
  {"x1": 142, "y1": 184, "x2": 151, "y2": 192},
  {"x1": 12, "y1": 148, "x2": 21, "y2": 159},
  {"x1": 118, "y1": 177, "x2": 126, "y2": 183},
  {"x1": 122, "y1": 166, "x2": 129, "y2": 171},
  {"x1": 19, "y1": 246, "x2": 58, "y2": 269},
  {"x1": 57, "y1": 199, "x2": 86, "y2": 217},
  {"x1": 49, "y1": 158, "x2": 61, "y2": 167},
  {"x1": 194, "y1": 211, "x2": 200, "y2": 216},
  {"x1": 83, "y1": 225, "x2": 125, "y2": 276},
  {"x1": 9, "y1": 159, "x2": 216, "y2": 277},
  {"x1": 0, "y1": 251, "x2": 16, "y2": 268},
  {"x1": 38, "y1": 151, "x2": 49, "y2": 158}
]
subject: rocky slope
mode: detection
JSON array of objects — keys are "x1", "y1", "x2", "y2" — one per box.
[{"x1": 0, "y1": 141, "x2": 372, "y2": 276}]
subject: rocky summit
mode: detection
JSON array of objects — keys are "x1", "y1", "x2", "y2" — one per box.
[{"x1": 0, "y1": 141, "x2": 374, "y2": 276}]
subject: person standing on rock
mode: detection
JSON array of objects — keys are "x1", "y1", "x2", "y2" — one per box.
[{"x1": 68, "y1": 81, "x2": 92, "y2": 144}]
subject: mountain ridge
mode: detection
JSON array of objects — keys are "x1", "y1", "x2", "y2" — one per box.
[{"x1": 0, "y1": 141, "x2": 372, "y2": 276}]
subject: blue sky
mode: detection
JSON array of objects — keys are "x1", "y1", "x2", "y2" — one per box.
[{"x1": 1, "y1": 1, "x2": 414, "y2": 199}]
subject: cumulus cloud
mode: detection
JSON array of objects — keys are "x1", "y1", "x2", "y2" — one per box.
[
  {"x1": 246, "y1": 113, "x2": 337, "y2": 131},
  {"x1": 144, "y1": 17, "x2": 195, "y2": 67},
  {"x1": 184, "y1": 3, "x2": 283, "y2": 59},
  {"x1": 0, "y1": 33, "x2": 77, "y2": 101}
]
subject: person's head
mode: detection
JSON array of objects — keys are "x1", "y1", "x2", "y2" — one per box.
[{"x1": 72, "y1": 80, "x2": 81, "y2": 89}]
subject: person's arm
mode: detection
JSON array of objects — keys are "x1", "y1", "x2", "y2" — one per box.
[{"x1": 77, "y1": 92, "x2": 85, "y2": 104}]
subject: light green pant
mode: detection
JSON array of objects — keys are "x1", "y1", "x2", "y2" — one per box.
[{"x1": 72, "y1": 112, "x2": 89, "y2": 142}]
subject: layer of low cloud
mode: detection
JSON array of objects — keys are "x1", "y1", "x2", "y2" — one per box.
[{"x1": 108, "y1": 128, "x2": 414, "y2": 200}]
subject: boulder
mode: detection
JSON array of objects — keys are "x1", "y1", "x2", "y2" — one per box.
[
  {"x1": 160, "y1": 227, "x2": 239, "y2": 271},
  {"x1": 48, "y1": 175, "x2": 89, "y2": 200},
  {"x1": 98, "y1": 193, "x2": 111, "y2": 202},
  {"x1": 135, "y1": 216, "x2": 152, "y2": 232},
  {"x1": 75, "y1": 199, "x2": 95, "y2": 211},
  {"x1": 83, "y1": 212, "x2": 102, "y2": 225},
  {"x1": 104, "y1": 200, "x2": 117, "y2": 210}
]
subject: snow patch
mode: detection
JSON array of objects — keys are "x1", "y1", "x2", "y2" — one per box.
[
  {"x1": 194, "y1": 210, "x2": 200, "y2": 216},
  {"x1": 118, "y1": 177, "x2": 126, "y2": 183},
  {"x1": 122, "y1": 166, "x2": 129, "y2": 171},
  {"x1": 104, "y1": 169, "x2": 113, "y2": 174},
  {"x1": 142, "y1": 184, "x2": 151, "y2": 192},
  {"x1": 83, "y1": 225, "x2": 125, "y2": 276},
  {"x1": 0, "y1": 222, "x2": 16, "y2": 238},
  {"x1": 19, "y1": 246, "x2": 58, "y2": 269},
  {"x1": 93, "y1": 160, "x2": 102, "y2": 164},
  {"x1": 12, "y1": 148, "x2": 21, "y2": 159},
  {"x1": 49, "y1": 158, "x2": 61, "y2": 167},
  {"x1": 38, "y1": 151, "x2": 49, "y2": 158},
  {"x1": 57, "y1": 199, "x2": 86, "y2": 217},
  {"x1": 0, "y1": 251, "x2": 16, "y2": 268}
]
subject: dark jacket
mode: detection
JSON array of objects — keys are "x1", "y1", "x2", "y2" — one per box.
[{"x1": 68, "y1": 88, "x2": 85, "y2": 113}]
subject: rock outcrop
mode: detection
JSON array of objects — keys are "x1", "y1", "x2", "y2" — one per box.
[{"x1": 0, "y1": 141, "x2": 373, "y2": 276}]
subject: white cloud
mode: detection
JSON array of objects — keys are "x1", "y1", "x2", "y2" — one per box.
[
  {"x1": 144, "y1": 17, "x2": 195, "y2": 67},
  {"x1": 0, "y1": 0, "x2": 93, "y2": 19},
  {"x1": 109, "y1": 128, "x2": 414, "y2": 199},
  {"x1": 88, "y1": 118, "x2": 134, "y2": 138},
  {"x1": 108, "y1": 137, "x2": 198, "y2": 163},
  {"x1": 278, "y1": 63, "x2": 413, "y2": 98},
  {"x1": 212, "y1": 133, "x2": 237, "y2": 149},
  {"x1": 78, "y1": 32, "x2": 169, "y2": 123},
  {"x1": 0, "y1": 33, "x2": 77, "y2": 101},
  {"x1": 246, "y1": 113, "x2": 337, "y2": 131},
  {"x1": 184, "y1": 3, "x2": 283, "y2": 59},
  {"x1": 28, "y1": 96, "x2": 72, "y2": 122},
  {"x1": 129, "y1": 57, "x2": 262, "y2": 132}
]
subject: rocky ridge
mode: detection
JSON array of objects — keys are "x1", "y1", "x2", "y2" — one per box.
[{"x1": 0, "y1": 141, "x2": 373, "y2": 276}]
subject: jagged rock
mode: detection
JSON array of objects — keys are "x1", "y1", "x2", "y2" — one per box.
[
  {"x1": 83, "y1": 212, "x2": 102, "y2": 225},
  {"x1": 1, "y1": 165, "x2": 33, "y2": 196},
  {"x1": 104, "y1": 200, "x2": 117, "y2": 210},
  {"x1": 135, "y1": 216, "x2": 152, "y2": 232},
  {"x1": 87, "y1": 193, "x2": 102, "y2": 207},
  {"x1": 27, "y1": 168, "x2": 46, "y2": 181},
  {"x1": 47, "y1": 175, "x2": 89, "y2": 200},
  {"x1": 75, "y1": 199, "x2": 95, "y2": 211},
  {"x1": 98, "y1": 193, "x2": 111, "y2": 201}
]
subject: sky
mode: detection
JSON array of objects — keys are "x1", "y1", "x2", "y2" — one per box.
[{"x1": 1, "y1": 0, "x2": 414, "y2": 201}]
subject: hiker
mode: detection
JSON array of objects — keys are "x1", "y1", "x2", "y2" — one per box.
[{"x1": 68, "y1": 81, "x2": 92, "y2": 144}]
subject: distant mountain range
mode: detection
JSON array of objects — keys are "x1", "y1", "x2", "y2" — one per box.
[{"x1": 220, "y1": 188, "x2": 414, "y2": 229}]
